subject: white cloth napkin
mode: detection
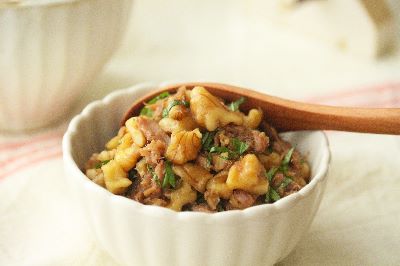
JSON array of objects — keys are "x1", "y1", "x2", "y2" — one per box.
[{"x1": 1, "y1": 82, "x2": 400, "y2": 266}]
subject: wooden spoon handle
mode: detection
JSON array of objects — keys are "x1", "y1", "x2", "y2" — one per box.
[
  {"x1": 201, "y1": 83, "x2": 400, "y2": 134},
  {"x1": 207, "y1": 83, "x2": 400, "y2": 134},
  {"x1": 257, "y1": 98, "x2": 400, "y2": 134},
  {"x1": 122, "y1": 82, "x2": 400, "y2": 135},
  {"x1": 181, "y1": 83, "x2": 400, "y2": 134}
]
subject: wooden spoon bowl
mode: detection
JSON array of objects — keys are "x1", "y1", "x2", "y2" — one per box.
[{"x1": 122, "y1": 82, "x2": 400, "y2": 134}]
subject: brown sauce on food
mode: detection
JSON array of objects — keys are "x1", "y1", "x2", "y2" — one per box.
[{"x1": 84, "y1": 86, "x2": 311, "y2": 212}]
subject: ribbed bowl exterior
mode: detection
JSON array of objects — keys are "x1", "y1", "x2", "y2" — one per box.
[
  {"x1": 63, "y1": 82, "x2": 330, "y2": 266},
  {"x1": 0, "y1": 0, "x2": 132, "y2": 132}
]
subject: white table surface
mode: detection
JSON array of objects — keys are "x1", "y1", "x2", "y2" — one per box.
[{"x1": 1, "y1": 1, "x2": 400, "y2": 265}]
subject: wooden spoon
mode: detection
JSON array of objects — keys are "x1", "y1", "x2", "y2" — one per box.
[{"x1": 122, "y1": 82, "x2": 400, "y2": 134}]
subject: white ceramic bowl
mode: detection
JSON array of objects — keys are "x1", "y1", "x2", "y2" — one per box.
[
  {"x1": 0, "y1": 0, "x2": 133, "y2": 132},
  {"x1": 63, "y1": 82, "x2": 330, "y2": 266}
]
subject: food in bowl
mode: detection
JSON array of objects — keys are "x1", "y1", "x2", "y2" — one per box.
[
  {"x1": 63, "y1": 82, "x2": 330, "y2": 266},
  {"x1": 84, "y1": 86, "x2": 311, "y2": 212}
]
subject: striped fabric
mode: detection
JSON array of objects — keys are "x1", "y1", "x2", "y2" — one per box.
[{"x1": 1, "y1": 82, "x2": 399, "y2": 181}]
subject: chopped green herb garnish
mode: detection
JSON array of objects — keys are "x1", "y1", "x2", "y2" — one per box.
[
  {"x1": 140, "y1": 107, "x2": 154, "y2": 117},
  {"x1": 162, "y1": 161, "x2": 176, "y2": 188},
  {"x1": 154, "y1": 177, "x2": 161, "y2": 187},
  {"x1": 202, "y1": 131, "x2": 218, "y2": 163},
  {"x1": 265, "y1": 192, "x2": 270, "y2": 203},
  {"x1": 147, "y1": 164, "x2": 161, "y2": 186},
  {"x1": 162, "y1": 100, "x2": 190, "y2": 118},
  {"x1": 182, "y1": 100, "x2": 190, "y2": 108},
  {"x1": 279, "y1": 147, "x2": 295, "y2": 174},
  {"x1": 265, "y1": 148, "x2": 296, "y2": 202},
  {"x1": 209, "y1": 146, "x2": 230, "y2": 154},
  {"x1": 209, "y1": 146, "x2": 231, "y2": 159},
  {"x1": 139, "y1": 92, "x2": 170, "y2": 117},
  {"x1": 206, "y1": 153, "x2": 212, "y2": 166},
  {"x1": 201, "y1": 131, "x2": 216, "y2": 151},
  {"x1": 279, "y1": 176, "x2": 293, "y2": 189},
  {"x1": 269, "y1": 187, "x2": 281, "y2": 202},
  {"x1": 95, "y1": 159, "x2": 110, "y2": 169},
  {"x1": 204, "y1": 135, "x2": 248, "y2": 162},
  {"x1": 148, "y1": 92, "x2": 170, "y2": 104},
  {"x1": 266, "y1": 167, "x2": 278, "y2": 182},
  {"x1": 228, "y1": 97, "x2": 246, "y2": 111},
  {"x1": 282, "y1": 147, "x2": 295, "y2": 166},
  {"x1": 231, "y1": 138, "x2": 249, "y2": 155}
]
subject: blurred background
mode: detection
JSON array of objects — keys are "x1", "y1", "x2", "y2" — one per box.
[
  {"x1": 1, "y1": 0, "x2": 399, "y2": 131},
  {"x1": 85, "y1": 0, "x2": 400, "y2": 104},
  {"x1": 1, "y1": 1, "x2": 400, "y2": 265}
]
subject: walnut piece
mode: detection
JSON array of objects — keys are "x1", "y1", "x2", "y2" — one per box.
[
  {"x1": 86, "y1": 168, "x2": 105, "y2": 187},
  {"x1": 97, "y1": 149, "x2": 116, "y2": 162},
  {"x1": 106, "y1": 126, "x2": 126, "y2": 150},
  {"x1": 204, "y1": 191, "x2": 220, "y2": 210},
  {"x1": 190, "y1": 86, "x2": 243, "y2": 131},
  {"x1": 167, "y1": 181, "x2": 197, "y2": 211},
  {"x1": 102, "y1": 160, "x2": 132, "y2": 194},
  {"x1": 168, "y1": 105, "x2": 188, "y2": 120},
  {"x1": 125, "y1": 117, "x2": 146, "y2": 147},
  {"x1": 206, "y1": 171, "x2": 232, "y2": 199},
  {"x1": 226, "y1": 154, "x2": 269, "y2": 195},
  {"x1": 114, "y1": 144, "x2": 141, "y2": 172},
  {"x1": 258, "y1": 152, "x2": 281, "y2": 169},
  {"x1": 172, "y1": 163, "x2": 212, "y2": 193},
  {"x1": 243, "y1": 108, "x2": 263, "y2": 129},
  {"x1": 158, "y1": 116, "x2": 198, "y2": 133},
  {"x1": 165, "y1": 128, "x2": 202, "y2": 164},
  {"x1": 211, "y1": 153, "x2": 232, "y2": 172}
]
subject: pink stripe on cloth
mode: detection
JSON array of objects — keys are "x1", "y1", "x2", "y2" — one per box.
[
  {"x1": 0, "y1": 131, "x2": 63, "y2": 152},
  {"x1": 0, "y1": 150, "x2": 62, "y2": 180},
  {"x1": 0, "y1": 138, "x2": 61, "y2": 167},
  {"x1": 0, "y1": 82, "x2": 399, "y2": 180},
  {"x1": 305, "y1": 82, "x2": 400, "y2": 107},
  {"x1": 0, "y1": 129, "x2": 64, "y2": 180}
]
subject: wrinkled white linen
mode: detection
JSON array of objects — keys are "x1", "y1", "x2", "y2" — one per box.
[{"x1": 1, "y1": 1, "x2": 400, "y2": 265}]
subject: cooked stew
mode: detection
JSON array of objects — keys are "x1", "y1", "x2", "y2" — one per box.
[{"x1": 84, "y1": 86, "x2": 311, "y2": 212}]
